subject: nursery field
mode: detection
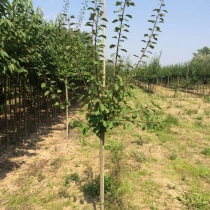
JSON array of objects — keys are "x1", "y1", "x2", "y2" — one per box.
[{"x1": 0, "y1": 85, "x2": 210, "y2": 210}]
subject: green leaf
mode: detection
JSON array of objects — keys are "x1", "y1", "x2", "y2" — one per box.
[
  {"x1": 121, "y1": 48, "x2": 127, "y2": 53},
  {"x1": 112, "y1": 19, "x2": 118, "y2": 23},
  {"x1": 41, "y1": 83, "x2": 46, "y2": 88},
  {"x1": 99, "y1": 104, "x2": 105, "y2": 111},
  {"x1": 44, "y1": 91, "x2": 50, "y2": 96},
  {"x1": 60, "y1": 105, "x2": 65, "y2": 109},
  {"x1": 102, "y1": 121, "x2": 107, "y2": 127},
  {"x1": 108, "y1": 122, "x2": 113, "y2": 129},
  {"x1": 115, "y1": 27, "x2": 120, "y2": 32},
  {"x1": 116, "y1": 1, "x2": 122, "y2": 6},
  {"x1": 114, "y1": 84, "x2": 119, "y2": 91},
  {"x1": 51, "y1": 94, "x2": 56, "y2": 99},
  {"x1": 110, "y1": 44, "x2": 116, "y2": 49},
  {"x1": 126, "y1": 14, "x2": 132, "y2": 19}
]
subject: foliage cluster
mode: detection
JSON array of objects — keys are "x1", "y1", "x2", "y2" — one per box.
[{"x1": 0, "y1": 0, "x2": 91, "y2": 143}]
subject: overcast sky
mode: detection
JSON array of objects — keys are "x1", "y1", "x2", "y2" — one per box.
[{"x1": 32, "y1": 0, "x2": 210, "y2": 66}]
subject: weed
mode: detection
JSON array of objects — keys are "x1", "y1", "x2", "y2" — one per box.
[
  {"x1": 105, "y1": 141, "x2": 124, "y2": 163},
  {"x1": 141, "y1": 180, "x2": 162, "y2": 195},
  {"x1": 195, "y1": 120, "x2": 202, "y2": 127},
  {"x1": 130, "y1": 149, "x2": 147, "y2": 163},
  {"x1": 63, "y1": 175, "x2": 70, "y2": 187},
  {"x1": 196, "y1": 114, "x2": 204, "y2": 120},
  {"x1": 75, "y1": 163, "x2": 80, "y2": 167},
  {"x1": 204, "y1": 96, "x2": 210, "y2": 103},
  {"x1": 167, "y1": 184, "x2": 176, "y2": 189},
  {"x1": 51, "y1": 157, "x2": 62, "y2": 170},
  {"x1": 156, "y1": 131, "x2": 177, "y2": 143},
  {"x1": 186, "y1": 108, "x2": 198, "y2": 115},
  {"x1": 178, "y1": 191, "x2": 210, "y2": 210},
  {"x1": 169, "y1": 151, "x2": 177, "y2": 160},
  {"x1": 197, "y1": 165, "x2": 210, "y2": 179},
  {"x1": 181, "y1": 175, "x2": 187, "y2": 181},
  {"x1": 130, "y1": 168, "x2": 148, "y2": 179},
  {"x1": 160, "y1": 95, "x2": 166, "y2": 101},
  {"x1": 58, "y1": 188, "x2": 69, "y2": 198},
  {"x1": 83, "y1": 174, "x2": 111, "y2": 199},
  {"x1": 3, "y1": 177, "x2": 34, "y2": 209},
  {"x1": 70, "y1": 173, "x2": 80, "y2": 183},
  {"x1": 169, "y1": 159, "x2": 210, "y2": 180},
  {"x1": 151, "y1": 203, "x2": 159, "y2": 210},
  {"x1": 194, "y1": 120, "x2": 209, "y2": 128},
  {"x1": 63, "y1": 173, "x2": 80, "y2": 187},
  {"x1": 204, "y1": 109, "x2": 210, "y2": 116},
  {"x1": 80, "y1": 137, "x2": 88, "y2": 146},
  {"x1": 164, "y1": 114, "x2": 179, "y2": 126},
  {"x1": 137, "y1": 136, "x2": 144, "y2": 146},
  {"x1": 201, "y1": 147, "x2": 210, "y2": 157},
  {"x1": 37, "y1": 172, "x2": 45, "y2": 182}
]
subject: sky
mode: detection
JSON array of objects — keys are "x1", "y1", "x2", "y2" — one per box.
[{"x1": 32, "y1": 0, "x2": 210, "y2": 66}]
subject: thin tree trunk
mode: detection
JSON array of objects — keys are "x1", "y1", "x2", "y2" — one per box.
[
  {"x1": 100, "y1": 0, "x2": 107, "y2": 208},
  {"x1": 4, "y1": 74, "x2": 9, "y2": 144},
  {"x1": 23, "y1": 79, "x2": 27, "y2": 137},
  {"x1": 65, "y1": 77, "x2": 69, "y2": 138},
  {"x1": 9, "y1": 77, "x2": 12, "y2": 118},
  {"x1": 13, "y1": 78, "x2": 17, "y2": 142},
  {"x1": 167, "y1": 76, "x2": 170, "y2": 88},
  {"x1": 37, "y1": 83, "x2": 41, "y2": 126},
  {"x1": 46, "y1": 97, "x2": 49, "y2": 122},
  {"x1": 34, "y1": 81, "x2": 37, "y2": 132},
  {"x1": 19, "y1": 75, "x2": 21, "y2": 141},
  {"x1": 100, "y1": 131, "x2": 105, "y2": 210},
  {"x1": 99, "y1": 1, "x2": 107, "y2": 209}
]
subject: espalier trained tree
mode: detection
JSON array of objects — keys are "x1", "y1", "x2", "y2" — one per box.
[{"x1": 69, "y1": 0, "x2": 167, "y2": 209}]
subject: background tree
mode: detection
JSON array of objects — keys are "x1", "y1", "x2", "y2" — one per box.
[{"x1": 193, "y1": 46, "x2": 210, "y2": 58}]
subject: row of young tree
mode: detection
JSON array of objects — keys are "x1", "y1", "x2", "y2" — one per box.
[
  {"x1": 0, "y1": 0, "x2": 91, "y2": 144},
  {"x1": 135, "y1": 46, "x2": 210, "y2": 95}
]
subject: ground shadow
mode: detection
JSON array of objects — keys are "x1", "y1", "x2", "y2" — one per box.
[{"x1": 0, "y1": 116, "x2": 64, "y2": 181}]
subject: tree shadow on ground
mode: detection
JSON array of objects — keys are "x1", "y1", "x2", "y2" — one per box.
[
  {"x1": 0, "y1": 116, "x2": 64, "y2": 181},
  {"x1": 81, "y1": 166, "x2": 99, "y2": 210}
]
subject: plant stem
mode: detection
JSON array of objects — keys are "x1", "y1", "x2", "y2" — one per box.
[{"x1": 103, "y1": 0, "x2": 106, "y2": 87}]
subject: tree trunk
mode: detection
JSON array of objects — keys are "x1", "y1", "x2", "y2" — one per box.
[
  {"x1": 100, "y1": 131, "x2": 105, "y2": 210},
  {"x1": 13, "y1": 78, "x2": 17, "y2": 142},
  {"x1": 37, "y1": 83, "x2": 41, "y2": 126},
  {"x1": 18, "y1": 75, "x2": 21, "y2": 141},
  {"x1": 100, "y1": 2, "x2": 106, "y2": 209},
  {"x1": 34, "y1": 80, "x2": 37, "y2": 132},
  {"x1": 23, "y1": 79, "x2": 27, "y2": 137},
  {"x1": 4, "y1": 74, "x2": 9, "y2": 144},
  {"x1": 65, "y1": 77, "x2": 69, "y2": 138}
]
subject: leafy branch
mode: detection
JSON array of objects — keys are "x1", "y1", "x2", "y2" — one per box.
[{"x1": 135, "y1": 0, "x2": 167, "y2": 68}]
